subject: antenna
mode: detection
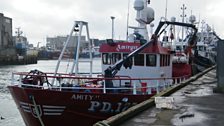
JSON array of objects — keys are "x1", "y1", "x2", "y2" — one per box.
[
  {"x1": 126, "y1": 0, "x2": 130, "y2": 41},
  {"x1": 198, "y1": 14, "x2": 201, "y2": 28},
  {"x1": 180, "y1": 4, "x2": 187, "y2": 23},
  {"x1": 180, "y1": 4, "x2": 187, "y2": 51},
  {"x1": 165, "y1": 0, "x2": 168, "y2": 20},
  {"x1": 15, "y1": 27, "x2": 23, "y2": 37}
]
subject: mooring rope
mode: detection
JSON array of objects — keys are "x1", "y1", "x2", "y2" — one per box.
[{"x1": 30, "y1": 95, "x2": 45, "y2": 126}]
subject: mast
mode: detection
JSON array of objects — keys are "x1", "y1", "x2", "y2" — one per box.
[
  {"x1": 180, "y1": 4, "x2": 187, "y2": 51},
  {"x1": 15, "y1": 27, "x2": 23, "y2": 42},
  {"x1": 201, "y1": 20, "x2": 205, "y2": 43}
]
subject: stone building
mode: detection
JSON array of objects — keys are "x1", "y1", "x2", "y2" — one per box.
[
  {"x1": 0, "y1": 13, "x2": 13, "y2": 49},
  {"x1": 0, "y1": 13, "x2": 37, "y2": 65},
  {"x1": 46, "y1": 35, "x2": 87, "y2": 51},
  {"x1": 46, "y1": 35, "x2": 104, "y2": 58}
]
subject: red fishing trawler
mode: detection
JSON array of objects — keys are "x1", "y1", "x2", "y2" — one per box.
[{"x1": 8, "y1": 1, "x2": 198, "y2": 126}]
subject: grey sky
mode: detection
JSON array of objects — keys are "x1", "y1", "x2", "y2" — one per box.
[{"x1": 1, "y1": 0, "x2": 223, "y2": 46}]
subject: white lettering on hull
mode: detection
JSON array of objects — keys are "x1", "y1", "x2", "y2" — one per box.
[
  {"x1": 71, "y1": 94, "x2": 100, "y2": 101},
  {"x1": 88, "y1": 101, "x2": 137, "y2": 114},
  {"x1": 71, "y1": 95, "x2": 138, "y2": 114}
]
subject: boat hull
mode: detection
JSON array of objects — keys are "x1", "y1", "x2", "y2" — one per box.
[
  {"x1": 172, "y1": 63, "x2": 192, "y2": 77},
  {"x1": 193, "y1": 55, "x2": 214, "y2": 72},
  {"x1": 8, "y1": 86, "x2": 154, "y2": 126}
]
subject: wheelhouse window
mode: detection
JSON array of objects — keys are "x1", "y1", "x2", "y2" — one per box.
[
  {"x1": 112, "y1": 53, "x2": 121, "y2": 64},
  {"x1": 102, "y1": 53, "x2": 111, "y2": 65},
  {"x1": 167, "y1": 55, "x2": 170, "y2": 66},
  {"x1": 164, "y1": 55, "x2": 167, "y2": 66},
  {"x1": 160, "y1": 54, "x2": 170, "y2": 66},
  {"x1": 146, "y1": 54, "x2": 156, "y2": 66},
  {"x1": 198, "y1": 46, "x2": 204, "y2": 51},
  {"x1": 176, "y1": 46, "x2": 181, "y2": 51},
  {"x1": 160, "y1": 54, "x2": 163, "y2": 66},
  {"x1": 134, "y1": 54, "x2": 144, "y2": 66},
  {"x1": 123, "y1": 53, "x2": 128, "y2": 59},
  {"x1": 123, "y1": 53, "x2": 133, "y2": 64}
]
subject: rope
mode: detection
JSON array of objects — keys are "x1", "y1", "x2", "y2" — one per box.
[
  {"x1": 65, "y1": 58, "x2": 71, "y2": 74},
  {"x1": 30, "y1": 95, "x2": 45, "y2": 126}
]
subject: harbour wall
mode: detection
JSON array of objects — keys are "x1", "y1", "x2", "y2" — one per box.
[{"x1": 0, "y1": 48, "x2": 37, "y2": 65}]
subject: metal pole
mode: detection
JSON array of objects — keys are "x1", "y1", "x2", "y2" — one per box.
[
  {"x1": 126, "y1": 0, "x2": 130, "y2": 41},
  {"x1": 111, "y1": 16, "x2": 115, "y2": 40},
  {"x1": 52, "y1": 23, "x2": 76, "y2": 85},
  {"x1": 75, "y1": 23, "x2": 83, "y2": 75},
  {"x1": 85, "y1": 23, "x2": 93, "y2": 77},
  {"x1": 165, "y1": 0, "x2": 168, "y2": 20}
]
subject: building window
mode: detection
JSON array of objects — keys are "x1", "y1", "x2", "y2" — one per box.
[
  {"x1": 146, "y1": 54, "x2": 156, "y2": 66},
  {"x1": 134, "y1": 54, "x2": 144, "y2": 66},
  {"x1": 5, "y1": 18, "x2": 11, "y2": 24},
  {"x1": 102, "y1": 53, "x2": 111, "y2": 65}
]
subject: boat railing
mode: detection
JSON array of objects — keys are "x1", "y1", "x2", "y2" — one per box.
[{"x1": 11, "y1": 72, "x2": 190, "y2": 95}]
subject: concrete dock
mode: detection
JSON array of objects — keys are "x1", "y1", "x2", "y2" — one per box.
[
  {"x1": 94, "y1": 67, "x2": 224, "y2": 126},
  {"x1": 120, "y1": 69, "x2": 223, "y2": 126}
]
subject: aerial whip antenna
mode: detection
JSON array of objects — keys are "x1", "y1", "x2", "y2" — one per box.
[
  {"x1": 126, "y1": 0, "x2": 130, "y2": 41},
  {"x1": 165, "y1": 0, "x2": 168, "y2": 20}
]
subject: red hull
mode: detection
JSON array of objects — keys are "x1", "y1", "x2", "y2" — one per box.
[
  {"x1": 172, "y1": 63, "x2": 192, "y2": 77},
  {"x1": 8, "y1": 86, "x2": 154, "y2": 126}
]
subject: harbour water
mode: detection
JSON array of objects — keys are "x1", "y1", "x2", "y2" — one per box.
[{"x1": 0, "y1": 59, "x2": 101, "y2": 126}]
